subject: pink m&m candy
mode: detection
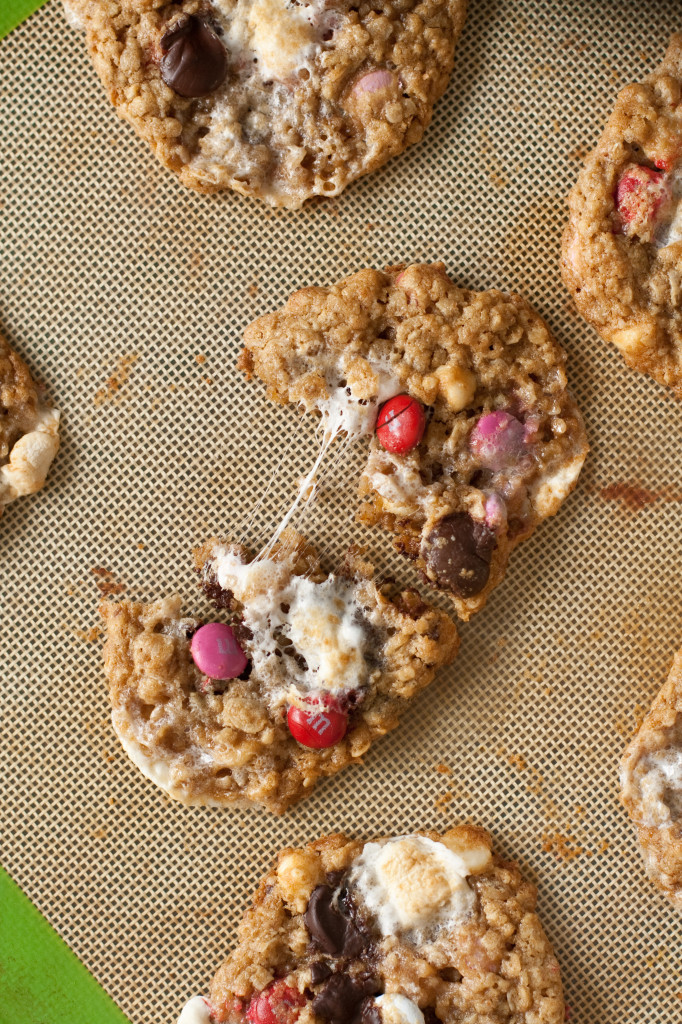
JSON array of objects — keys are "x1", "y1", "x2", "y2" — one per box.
[
  {"x1": 287, "y1": 696, "x2": 348, "y2": 749},
  {"x1": 470, "y1": 410, "x2": 526, "y2": 472},
  {"x1": 190, "y1": 622, "x2": 248, "y2": 680}
]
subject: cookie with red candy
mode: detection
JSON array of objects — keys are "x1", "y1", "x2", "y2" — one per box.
[
  {"x1": 562, "y1": 33, "x2": 682, "y2": 398},
  {"x1": 176, "y1": 825, "x2": 564, "y2": 1024},
  {"x1": 99, "y1": 529, "x2": 457, "y2": 814},
  {"x1": 240, "y1": 262, "x2": 587, "y2": 620},
  {"x1": 62, "y1": 0, "x2": 466, "y2": 208}
]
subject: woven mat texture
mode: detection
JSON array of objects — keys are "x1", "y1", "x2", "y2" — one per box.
[{"x1": 1, "y1": 2, "x2": 682, "y2": 1022}]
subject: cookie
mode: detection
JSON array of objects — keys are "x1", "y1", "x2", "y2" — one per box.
[
  {"x1": 562, "y1": 34, "x2": 682, "y2": 398},
  {"x1": 620, "y1": 647, "x2": 682, "y2": 909},
  {"x1": 100, "y1": 529, "x2": 458, "y2": 814},
  {"x1": 177, "y1": 824, "x2": 565, "y2": 1023},
  {"x1": 240, "y1": 262, "x2": 587, "y2": 620},
  {"x1": 63, "y1": 0, "x2": 467, "y2": 208},
  {"x1": 0, "y1": 331, "x2": 60, "y2": 520}
]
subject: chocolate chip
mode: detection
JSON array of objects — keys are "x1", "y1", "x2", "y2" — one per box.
[
  {"x1": 304, "y1": 885, "x2": 367, "y2": 957},
  {"x1": 160, "y1": 15, "x2": 227, "y2": 97},
  {"x1": 360, "y1": 998, "x2": 382, "y2": 1024},
  {"x1": 423, "y1": 1009, "x2": 443, "y2": 1024},
  {"x1": 310, "y1": 961, "x2": 334, "y2": 986},
  {"x1": 311, "y1": 975, "x2": 379, "y2": 1024},
  {"x1": 422, "y1": 512, "x2": 495, "y2": 598}
]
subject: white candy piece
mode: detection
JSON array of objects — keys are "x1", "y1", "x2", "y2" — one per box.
[
  {"x1": 177, "y1": 995, "x2": 213, "y2": 1024},
  {"x1": 350, "y1": 834, "x2": 491, "y2": 937},
  {"x1": 0, "y1": 405, "x2": 60, "y2": 506},
  {"x1": 375, "y1": 994, "x2": 425, "y2": 1024}
]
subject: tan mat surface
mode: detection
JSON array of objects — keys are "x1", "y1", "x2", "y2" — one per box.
[{"x1": 1, "y1": 2, "x2": 682, "y2": 1021}]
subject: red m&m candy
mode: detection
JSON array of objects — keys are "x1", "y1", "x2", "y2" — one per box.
[
  {"x1": 190, "y1": 622, "x2": 248, "y2": 680},
  {"x1": 376, "y1": 394, "x2": 426, "y2": 454},
  {"x1": 246, "y1": 981, "x2": 305, "y2": 1024},
  {"x1": 287, "y1": 696, "x2": 348, "y2": 749}
]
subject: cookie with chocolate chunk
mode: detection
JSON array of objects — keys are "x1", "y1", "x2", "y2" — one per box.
[
  {"x1": 63, "y1": 0, "x2": 466, "y2": 208},
  {"x1": 621, "y1": 647, "x2": 682, "y2": 909},
  {"x1": 240, "y1": 262, "x2": 587, "y2": 620},
  {"x1": 100, "y1": 529, "x2": 458, "y2": 814},
  {"x1": 176, "y1": 825, "x2": 564, "y2": 1023},
  {"x1": 0, "y1": 330, "x2": 60, "y2": 520},
  {"x1": 562, "y1": 34, "x2": 682, "y2": 398}
]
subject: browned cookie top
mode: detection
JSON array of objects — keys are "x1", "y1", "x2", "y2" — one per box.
[
  {"x1": 621, "y1": 648, "x2": 682, "y2": 910},
  {"x1": 562, "y1": 34, "x2": 682, "y2": 398},
  {"x1": 177, "y1": 825, "x2": 564, "y2": 1024},
  {"x1": 64, "y1": 0, "x2": 466, "y2": 207},
  {"x1": 241, "y1": 263, "x2": 587, "y2": 620}
]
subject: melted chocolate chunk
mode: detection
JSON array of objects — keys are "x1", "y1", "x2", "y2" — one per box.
[
  {"x1": 423, "y1": 1009, "x2": 443, "y2": 1024},
  {"x1": 422, "y1": 512, "x2": 495, "y2": 598},
  {"x1": 160, "y1": 15, "x2": 227, "y2": 98},
  {"x1": 360, "y1": 998, "x2": 382, "y2": 1024},
  {"x1": 304, "y1": 885, "x2": 367, "y2": 958},
  {"x1": 310, "y1": 961, "x2": 334, "y2": 986},
  {"x1": 312, "y1": 975, "x2": 380, "y2": 1024}
]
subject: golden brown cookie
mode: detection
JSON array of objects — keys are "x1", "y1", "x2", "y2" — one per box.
[
  {"x1": 562, "y1": 34, "x2": 682, "y2": 397},
  {"x1": 177, "y1": 824, "x2": 564, "y2": 1024},
  {"x1": 240, "y1": 262, "x2": 587, "y2": 621},
  {"x1": 64, "y1": 0, "x2": 467, "y2": 208},
  {"x1": 101, "y1": 530, "x2": 458, "y2": 814},
  {"x1": 621, "y1": 647, "x2": 682, "y2": 909}
]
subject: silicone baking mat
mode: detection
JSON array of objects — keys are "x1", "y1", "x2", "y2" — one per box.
[{"x1": 1, "y1": 2, "x2": 682, "y2": 1022}]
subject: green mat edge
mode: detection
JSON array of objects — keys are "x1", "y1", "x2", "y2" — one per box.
[
  {"x1": 0, "y1": 865, "x2": 131, "y2": 1024},
  {"x1": 0, "y1": 0, "x2": 50, "y2": 40}
]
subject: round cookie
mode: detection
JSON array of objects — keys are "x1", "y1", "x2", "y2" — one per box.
[
  {"x1": 100, "y1": 529, "x2": 458, "y2": 814},
  {"x1": 562, "y1": 34, "x2": 682, "y2": 398},
  {"x1": 0, "y1": 330, "x2": 60, "y2": 520},
  {"x1": 177, "y1": 824, "x2": 565, "y2": 1023},
  {"x1": 240, "y1": 262, "x2": 588, "y2": 620},
  {"x1": 621, "y1": 647, "x2": 682, "y2": 909},
  {"x1": 63, "y1": 0, "x2": 467, "y2": 208}
]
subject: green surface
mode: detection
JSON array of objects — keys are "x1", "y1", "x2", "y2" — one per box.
[
  {"x1": 0, "y1": 866, "x2": 130, "y2": 1024},
  {"x1": 0, "y1": 0, "x2": 49, "y2": 39}
]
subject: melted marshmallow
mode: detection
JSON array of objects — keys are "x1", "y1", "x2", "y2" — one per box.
[
  {"x1": 217, "y1": 0, "x2": 320, "y2": 79},
  {"x1": 210, "y1": 548, "x2": 372, "y2": 704},
  {"x1": 178, "y1": 995, "x2": 213, "y2": 1024},
  {"x1": 375, "y1": 994, "x2": 425, "y2": 1024},
  {"x1": 639, "y1": 747, "x2": 682, "y2": 823},
  {"x1": 0, "y1": 404, "x2": 60, "y2": 505},
  {"x1": 350, "y1": 835, "x2": 491, "y2": 938}
]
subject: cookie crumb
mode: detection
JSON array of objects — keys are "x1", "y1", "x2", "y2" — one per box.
[{"x1": 94, "y1": 353, "x2": 139, "y2": 407}]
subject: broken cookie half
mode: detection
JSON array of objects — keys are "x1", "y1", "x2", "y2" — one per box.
[
  {"x1": 0, "y1": 330, "x2": 60, "y2": 522},
  {"x1": 100, "y1": 529, "x2": 458, "y2": 814},
  {"x1": 176, "y1": 824, "x2": 564, "y2": 1023},
  {"x1": 621, "y1": 647, "x2": 682, "y2": 909},
  {"x1": 240, "y1": 262, "x2": 587, "y2": 620}
]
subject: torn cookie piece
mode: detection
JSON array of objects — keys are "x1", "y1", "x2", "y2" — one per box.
[
  {"x1": 240, "y1": 262, "x2": 587, "y2": 620},
  {"x1": 100, "y1": 529, "x2": 458, "y2": 814}
]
